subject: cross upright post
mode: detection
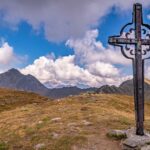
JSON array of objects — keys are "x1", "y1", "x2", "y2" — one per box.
[
  {"x1": 133, "y1": 3, "x2": 144, "y2": 136},
  {"x1": 108, "y1": 3, "x2": 150, "y2": 136}
]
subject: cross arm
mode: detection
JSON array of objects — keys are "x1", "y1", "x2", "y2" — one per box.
[
  {"x1": 141, "y1": 39, "x2": 150, "y2": 45},
  {"x1": 108, "y1": 37, "x2": 136, "y2": 45},
  {"x1": 109, "y1": 37, "x2": 150, "y2": 46}
]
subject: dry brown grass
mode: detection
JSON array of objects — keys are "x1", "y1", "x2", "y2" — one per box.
[
  {"x1": 0, "y1": 88, "x2": 50, "y2": 112},
  {"x1": 0, "y1": 90, "x2": 150, "y2": 150}
]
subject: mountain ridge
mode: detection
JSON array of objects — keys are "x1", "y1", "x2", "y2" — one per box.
[
  {"x1": 0, "y1": 68, "x2": 94, "y2": 99},
  {"x1": 1, "y1": 68, "x2": 150, "y2": 99},
  {"x1": 95, "y1": 79, "x2": 150, "y2": 99},
  {"x1": 0, "y1": 68, "x2": 49, "y2": 96}
]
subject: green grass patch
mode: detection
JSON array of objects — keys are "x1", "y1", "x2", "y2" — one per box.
[{"x1": 0, "y1": 142, "x2": 9, "y2": 150}]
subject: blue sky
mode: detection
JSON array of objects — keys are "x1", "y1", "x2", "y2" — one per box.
[
  {"x1": 0, "y1": 22, "x2": 73, "y2": 66},
  {"x1": 0, "y1": 1, "x2": 150, "y2": 88}
]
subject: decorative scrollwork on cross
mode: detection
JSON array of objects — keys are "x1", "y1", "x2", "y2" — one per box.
[{"x1": 108, "y1": 13, "x2": 150, "y2": 60}]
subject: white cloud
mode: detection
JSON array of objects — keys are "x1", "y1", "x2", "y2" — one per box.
[
  {"x1": 88, "y1": 62, "x2": 119, "y2": 77},
  {"x1": 66, "y1": 29, "x2": 130, "y2": 65},
  {"x1": 0, "y1": 41, "x2": 28, "y2": 73},
  {"x1": 147, "y1": 14, "x2": 150, "y2": 20},
  {"x1": 21, "y1": 55, "x2": 101, "y2": 88},
  {"x1": 20, "y1": 29, "x2": 132, "y2": 88},
  {"x1": 0, "y1": 0, "x2": 149, "y2": 42},
  {"x1": 21, "y1": 55, "x2": 130, "y2": 88},
  {"x1": 0, "y1": 42, "x2": 13, "y2": 65}
]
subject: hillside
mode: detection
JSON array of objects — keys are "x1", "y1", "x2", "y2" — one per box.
[
  {"x1": 0, "y1": 88, "x2": 50, "y2": 112},
  {"x1": 1, "y1": 91, "x2": 150, "y2": 149}
]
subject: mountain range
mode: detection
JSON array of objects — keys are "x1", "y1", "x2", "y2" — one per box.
[
  {"x1": 0, "y1": 69, "x2": 95, "y2": 99},
  {"x1": 0, "y1": 68, "x2": 150, "y2": 99}
]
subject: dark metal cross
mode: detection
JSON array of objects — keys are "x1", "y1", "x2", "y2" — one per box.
[{"x1": 108, "y1": 3, "x2": 150, "y2": 136}]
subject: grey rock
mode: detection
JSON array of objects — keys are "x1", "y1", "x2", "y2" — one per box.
[
  {"x1": 82, "y1": 120, "x2": 93, "y2": 126},
  {"x1": 122, "y1": 128, "x2": 150, "y2": 150},
  {"x1": 141, "y1": 145, "x2": 150, "y2": 150},
  {"x1": 38, "y1": 121, "x2": 43, "y2": 124},
  {"x1": 107, "y1": 129, "x2": 127, "y2": 140},
  {"x1": 51, "y1": 117, "x2": 61, "y2": 122},
  {"x1": 34, "y1": 143, "x2": 45, "y2": 150},
  {"x1": 51, "y1": 132, "x2": 59, "y2": 139}
]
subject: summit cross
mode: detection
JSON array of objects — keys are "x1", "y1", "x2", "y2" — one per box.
[{"x1": 108, "y1": 3, "x2": 150, "y2": 136}]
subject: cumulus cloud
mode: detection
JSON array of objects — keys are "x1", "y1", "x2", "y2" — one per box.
[
  {"x1": 21, "y1": 29, "x2": 132, "y2": 88},
  {"x1": 21, "y1": 55, "x2": 101, "y2": 88},
  {"x1": 0, "y1": 41, "x2": 28, "y2": 73},
  {"x1": 87, "y1": 62, "x2": 119, "y2": 77},
  {"x1": 0, "y1": 42, "x2": 14, "y2": 65},
  {"x1": 147, "y1": 14, "x2": 150, "y2": 20},
  {"x1": 21, "y1": 55, "x2": 131, "y2": 88},
  {"x1": 66, "y1": 29, "x2": 130, "y2": 65},
  {"x1": 0, "y1": 0, "x2": 149, "y2": 42}
]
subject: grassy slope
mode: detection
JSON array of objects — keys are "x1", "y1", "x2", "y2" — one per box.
[
  {"x1": 0, "y1": 90, "x2": 150, "y2": 150},
  {"x1": 0, "y1": 88, "x2": 50, "y2": 112}
]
